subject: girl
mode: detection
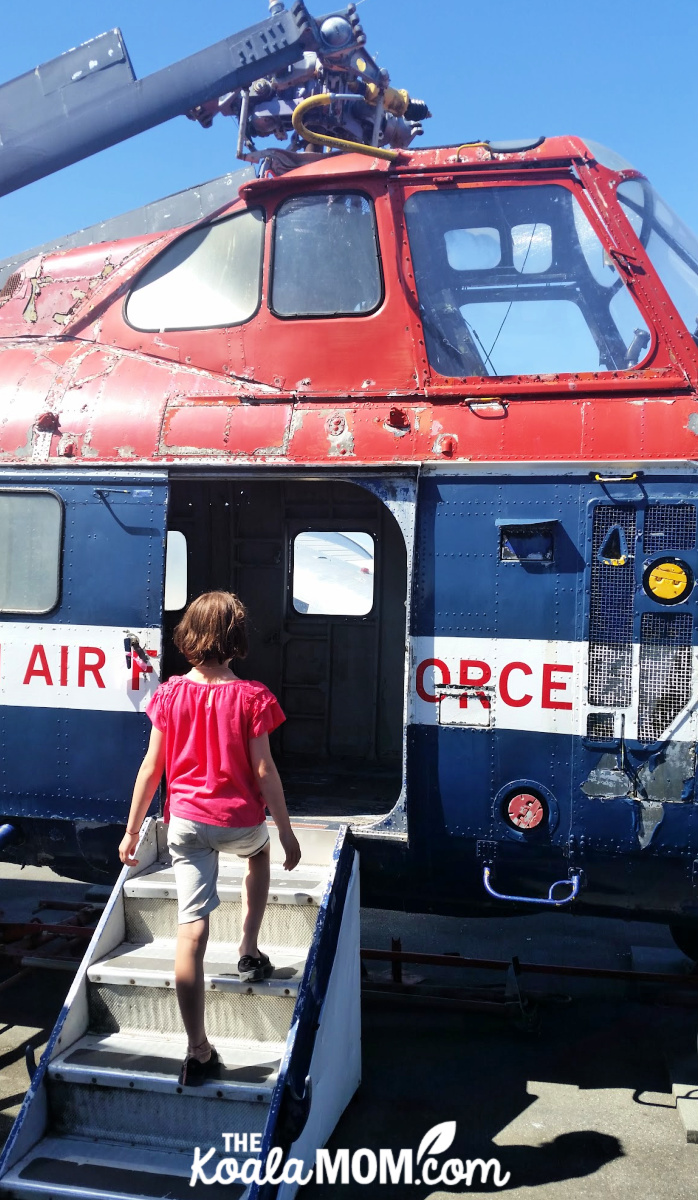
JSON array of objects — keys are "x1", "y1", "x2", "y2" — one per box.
[{"x1": 119, "y1": 590, "x2": 301, "y2": 1086}]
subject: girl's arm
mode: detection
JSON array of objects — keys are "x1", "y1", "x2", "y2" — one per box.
[
  {"x1": 249, "y1": 733, "x2": 301, "y2": 871},
  {"x1": 118, "y1": 726, "x2": 166, "y2": 866}
]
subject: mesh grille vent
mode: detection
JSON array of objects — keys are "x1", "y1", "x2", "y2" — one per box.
[
  {"x1": 588, "y1": 506, "x2": 637, "y2": 706},
  {"x1": 587, "y1": 712, "x2": 615, "y2": 739},
  {"x1": 0, "y1": 272, "x2": 21, "y2": 301},
  {"x1": 644, "y1": 505, "x2": 697, "y2": 553},
  {"x1": 638, "y1": 613, "x2": 694, "y2": 742}
]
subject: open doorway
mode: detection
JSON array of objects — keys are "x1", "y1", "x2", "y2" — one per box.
[{"x1": 164, "y1": 477, "x2": 407, "y2": 819}]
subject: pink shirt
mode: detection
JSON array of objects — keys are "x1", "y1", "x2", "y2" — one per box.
[{"x1": 145, "y1": 675, "x2": 285, "y2": 828}]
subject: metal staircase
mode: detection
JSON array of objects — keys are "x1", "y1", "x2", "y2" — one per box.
[{"x1": 0, "y1": 819, "x2": 360, "y2": 1199}]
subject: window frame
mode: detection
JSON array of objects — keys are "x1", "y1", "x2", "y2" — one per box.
[
  {"x1": 123, "y1": 205, "x2": 266, "y2": 334},
  {"x1": 288, "y1": 523, "x2": 378, "y2": 619},
  {"x1": 269, "y1": 189, "x2": 385, "y2": 321},
  {"x1": 0, "y1": 488, "x2": 64, "y2": 616},
  {"x1": 615, "y1": 175, "x2": 698, "y2": 338},
  {"x1": 401, "y1": 175, "x2": 661, "y2": 385}
]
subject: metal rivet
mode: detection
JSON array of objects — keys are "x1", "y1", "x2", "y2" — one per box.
[{"x1": 165, "y1": 980, "x2": 170, "y2": 986}]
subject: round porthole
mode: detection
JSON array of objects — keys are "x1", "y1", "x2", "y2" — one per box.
[{"x1": 643, "y1": 558, "x2": 694, "y2": 605}]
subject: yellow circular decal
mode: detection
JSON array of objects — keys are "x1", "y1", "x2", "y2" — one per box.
[{"x1": 643, "y1": 558, "x2": 693, "y2": 605}]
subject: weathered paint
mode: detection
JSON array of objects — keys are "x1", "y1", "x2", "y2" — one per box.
[{"x1": 0, "y1": 138, "x2": 695, "y2": 470}]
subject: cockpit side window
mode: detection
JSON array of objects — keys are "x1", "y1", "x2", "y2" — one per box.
[
  {"x1": 404, "y1": 184, "x2": 652, "y2": 378},
  {"x1": 271, "y1": 192, "x2": 382, "y2": 318},
  {"x1": 617, "y1": 179, "x2": 698, "y2": 339},
  {"x1": 126, "y1": 208, "x2": 264, "y2": 331}
]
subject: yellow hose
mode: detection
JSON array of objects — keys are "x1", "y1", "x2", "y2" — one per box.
[
  {"x1": 457, "y1": 142, "x2": 491, "y2": 160},
  {"x1": 291, "y1": 94, "x2": 399, "y2": 162}
]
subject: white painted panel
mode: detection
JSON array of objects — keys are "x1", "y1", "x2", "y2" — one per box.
[
  {"x1": 410, "y1": 635, "x2": 697, "y2": 741},
  {"x1": 0, "y1": 623, "x2": 161, "y2": 712}
]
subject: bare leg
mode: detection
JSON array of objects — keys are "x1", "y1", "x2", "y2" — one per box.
[
  {"x1": 239, "y1": 843, "x2": 270, "y2": 959},
  {"x1": 175, "y1": 916, "x2": 211, "y2": 1060}
]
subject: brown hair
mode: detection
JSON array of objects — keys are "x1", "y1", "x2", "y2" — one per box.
[{"x1": 174, "y1": 591, "x2": 248, "y2": 665}]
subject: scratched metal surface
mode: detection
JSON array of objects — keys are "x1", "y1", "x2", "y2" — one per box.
[{"x1": 0, "y1": 139, "x2": 695, "y2": 469}]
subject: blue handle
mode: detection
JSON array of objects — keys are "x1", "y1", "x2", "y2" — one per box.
[{"x1": 483, "y1": 866, "x2": 581, "y2": 906}]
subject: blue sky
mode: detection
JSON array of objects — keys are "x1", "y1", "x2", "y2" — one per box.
[{"x1": 0, "y1": 0, "x2": 697, "y2": 260}]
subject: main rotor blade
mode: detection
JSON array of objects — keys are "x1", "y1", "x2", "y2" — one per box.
[{"x1": 0, "y1": 4, "x2": 314, "y2": 197}]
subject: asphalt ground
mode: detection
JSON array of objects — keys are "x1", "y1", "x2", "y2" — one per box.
[{"x1": 0, "y1": 863, "x2": 696, "y2": 1200}]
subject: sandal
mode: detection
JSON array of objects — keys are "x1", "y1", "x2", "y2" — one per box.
[
  {"x1": 238, "y1": 952, "x2": 274, "y2": 982},
  {"x1": 178, "y1": 1046, "x2": 221, "y2": 1087}
]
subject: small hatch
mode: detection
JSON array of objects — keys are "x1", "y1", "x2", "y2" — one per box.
[{"x1": 499, "y1": 522, "x2": 555, "y2": 563}]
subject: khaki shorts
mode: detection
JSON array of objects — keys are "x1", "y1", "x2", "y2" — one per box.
[{"x1": 167, "y1": 816, "x2": 270, "y2": 924}]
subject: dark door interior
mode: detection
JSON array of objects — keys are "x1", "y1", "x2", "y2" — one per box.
[{"x1": 164, "y1": 478, "x2": 407, "y2": 817}]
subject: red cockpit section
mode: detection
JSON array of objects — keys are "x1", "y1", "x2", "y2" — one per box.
[{"x1": 0, "y1": 137, "x2": 696, "y2": 467}]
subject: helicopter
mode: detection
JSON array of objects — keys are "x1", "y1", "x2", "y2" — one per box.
[{"x1": 0, "y1": 0, "x2": 696, "y2": 958}]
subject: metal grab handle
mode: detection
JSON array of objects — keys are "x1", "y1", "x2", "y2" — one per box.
[{"x1": 483, "y1": 867, "x2": 581, "y2": 907}]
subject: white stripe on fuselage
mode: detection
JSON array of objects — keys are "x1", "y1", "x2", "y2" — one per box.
[
  {"x1": 410, "y1": 636, "x2": 697, "y2": 741},
  {"x1": 0, "y1": 624, "x2": 695, "y2": 743},
  {"x1": 0, "y1": 624, "x2": 160, "y2": 713}
]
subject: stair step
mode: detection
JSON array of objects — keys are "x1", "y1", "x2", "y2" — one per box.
[
  {"x1": 87, "y1": 942, "x2": 300, "y2": 1042},
  {"x1": 47, "y1": 1079, "x2": 267, "y2": 1153},
  {"x1": 124, "y1": 861, "x2": 323, "y2": 946},
  {"x1": 88, "y1": 941, "x2": 305, "y2": 993},
  {"x1": 0, "y1": 1136, "x2": 247, "y2": 1199},
  {"x1": 125, "y1": 859, "x2": 328, "y2": 901},
  {"x1": 49, "y1": 1031, "x2": 283, "y2": 1098}
]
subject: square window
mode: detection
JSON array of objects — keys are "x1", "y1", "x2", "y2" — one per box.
[
  {"x1": 272, "y1": 194, "x2": 381, "y2": 318},
  {"x1": 512, "y1": 222, "x2": 552, "y2": 273},
  {"x1": 444, "y1": 226, "x2": 501, "y2": 270},
  {"x1": 293, "y1": 531, "x2": 374, "y2": 615}
]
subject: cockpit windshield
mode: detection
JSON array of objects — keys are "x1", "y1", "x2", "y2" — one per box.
[
  {"x1": 616, "y1": 179, "x2": 698, "y2": 338},
  {"x1": 404, "y1": 184, "x2": 652, "y2": 378}
]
